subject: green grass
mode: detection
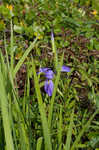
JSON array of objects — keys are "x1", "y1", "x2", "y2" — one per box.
[
  {"x1": 32, "y1": 58, "x2": 52, "y2": 150},
  {"x1": 0, "y1": 1, "x2": 99, "y2": 150},
  {"x1": 0, "y1": 55, "x2": 14, "y2": 150}
]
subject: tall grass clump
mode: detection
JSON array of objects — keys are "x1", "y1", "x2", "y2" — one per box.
[{"x1": 0, "y1": 53, "x2": 14, "y2": 150}]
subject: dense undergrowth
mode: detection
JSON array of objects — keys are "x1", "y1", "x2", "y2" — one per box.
[{"x1": 0, "y1": 0, "x2": 99, "y2": 150}]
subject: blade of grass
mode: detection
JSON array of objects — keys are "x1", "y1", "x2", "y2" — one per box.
[
  {"x1": 51, "y1": 30, "x2": 58, "y2": 70},
  {"x1": 10, "y1": 78, "x2": 30, "y2": 150},
  {"x1": 58, "y1": 105, "x2": 63, "y2": 150},
  {"x1": 13, "y1": 37, "x2": 37, "y2": 78},
  {"x1": 36, "y1": 137, "x2": 43, "y2": 150},
  {"x1": 10, "y1": 19, "x2": 14, "y2": 72},
  {"x1": 11, "y1": 86, "x2": 30, "y2": 150},
  {"x1": 4, "y1": 33, "x2": 10, "y2": 70},
  {"x1": 48, "y1": 54, "x2": 64, "y2": 129},
  {"x1": 0, "y1": 51, "x2": 30, "y2": 150},
  {"x1": 32, "y1": 58, "x2": 52, "y2": 150},
  {"x1": 65, "y1": 108, "x2": 74, "y2": 150},
  {"x1": 0, "y1": 51, "x2": 6, "y2": 77},
  {"x1": 3, "y1": 31, "x2": 30, "y2": 149},
  {"x1": 71, "y1": 109, "x2": 99, "y2": 150},
  {"x1": 8, "y1": 94, "x2": 18, "y2": 150},
  {"x1": 0, "y1": 69, "x2": 14, "y2": 150}
]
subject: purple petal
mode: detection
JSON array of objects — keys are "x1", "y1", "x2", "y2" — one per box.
[
  {"x1": 38, "y1": 67, "x2": 54, "y2": 79},
  {"x1": 37, "y1": 67, "x2": 50, "y2": 75},
  {"x1": 45, "y1": 70, "x2": 54, "y2": 79},
  {"x1": 61, "y1": 66, "x2": 71, "y2": 72},
  {"x1": 51, "y1": 31, "x2": 54, "y2": 41},
  {"x1": 44, "y1": 80, "x2": 54, "y2": 96},
  {"x1": 40, "y1": 68, "x2": 50, "y2": 73}
]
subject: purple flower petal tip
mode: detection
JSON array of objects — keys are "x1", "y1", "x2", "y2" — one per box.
[
  {"x1": 40, "y1": 68, "x2": 50, "y2": 73},
  {"x1": 38, "y1": 67, "x2": 54, "y2": 79},
  {"x1": 51, "y1": 31, "x2": 54, "y2": 41},
  {"x1": 45, "y1": 70, "x2": 54, "y2": 79},
  {"x1": 61, "y1": 66, "x2": 71, "y2": 72},
  {"x1": 44, "y1": 80, "x2": 54, "y2": 96}
]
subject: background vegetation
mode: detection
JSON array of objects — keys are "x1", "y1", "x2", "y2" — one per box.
[{"x1": 0, "y1": 0, "x2": 99, "y2": 150}]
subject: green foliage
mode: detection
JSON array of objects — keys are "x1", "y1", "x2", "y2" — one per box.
[{"x1": 0, "y1": 0, "x2": 99, "y2": 150}]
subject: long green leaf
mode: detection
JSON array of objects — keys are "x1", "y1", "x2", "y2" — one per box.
[
  {"x1": 13, "y1": 38, "x2": 37, "y2": 78},
  {"x1": 71, "y1": 109, "x2": 99, "y2": 150},
  {"x1": 48, "y1": 54, "x2": 64, "y2": 129},
  {"x1": 36, "y1": 137, "x2": 43, "y2": 150},
  {"x1": 58, "y1": 106, "x2": 63, "y2": 150},
  {"x1": 32, "y1": 58, "x2": 52, "y2": 150},
  {"x1": 0, "y1": 69, "x2": 14, "y2": 150},
  {"x1": 10, "y1": 19, "x2": 14, "y2": 72},
  {"x1": 0, "y1": 51, "x2": 30, "y2": 150},
  {"x1": 65, "y1": 109, "x2": 74, "y2": 150},
  {"x1": 51, "y1": 31, "x2": 58, "y2": 70}
]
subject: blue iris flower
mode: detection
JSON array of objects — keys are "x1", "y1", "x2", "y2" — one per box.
[
  {"x1": 44, "y1": 80, "x2": 54, "y2": 97},
  {"x1": 61, "y1": 66, "x2": 71, "y2": 72},
  {"x1": 38, "y1": 66, "x2": 71, "y2": 96}
]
